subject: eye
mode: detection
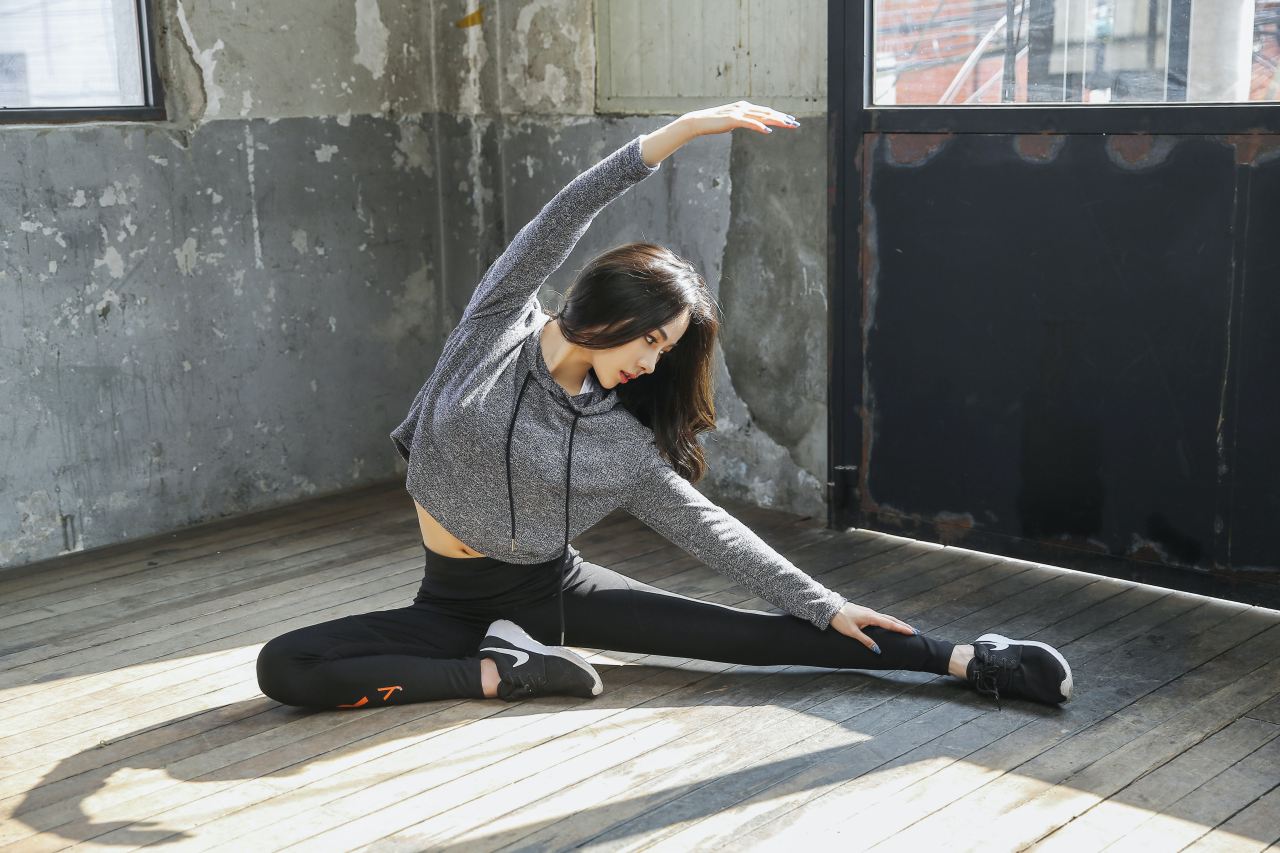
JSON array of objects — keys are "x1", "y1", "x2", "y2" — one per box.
[{"x1": 645, "y1": 334, "x2": 676, "y2": 355}]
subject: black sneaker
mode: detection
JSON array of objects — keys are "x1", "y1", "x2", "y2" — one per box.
[
  {"x1": 478, "y1": 619, "x2": 603, "y2": 701},
  {"x1": 966, "y1": 633, "x2": 1073, "y2": 709}
]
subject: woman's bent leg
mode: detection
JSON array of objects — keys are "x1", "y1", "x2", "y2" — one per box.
[
  {"x1": 511, "y1": 560, "x2": 954, "y2": 676},
  {"x1": 256, "y1": 606, "x2": 489, "y2": 709}
]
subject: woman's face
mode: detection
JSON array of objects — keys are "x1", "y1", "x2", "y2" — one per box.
[{"x1": 596, "y1": 309, "x2": 692, "y2": 388}]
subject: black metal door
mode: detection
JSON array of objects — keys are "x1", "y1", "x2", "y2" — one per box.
[{"x1": 827, "y1": 0, "x2": 1280, "y2": 606}]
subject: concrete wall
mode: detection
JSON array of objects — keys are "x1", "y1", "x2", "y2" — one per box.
[{"x1": 0, "y1": 0, "x2": 831, "y2": 569}]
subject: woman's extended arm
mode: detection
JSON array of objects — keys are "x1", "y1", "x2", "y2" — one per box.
[
  {"x1": 459, "y1": 133, "x2": 664, "y2": 327},
  {"x1": 621, "y1": 450, "x2": 848, "y2": 629},
  {"x1": 621, "y1": 451, "x2": 919, "y2": 648},
  {"x1": 461, "y1": 102, "x2": 800, "y2": 329},
  {"x1": 639, "y1": 100, "x2": 804, "y2": 166},
  {"x1": 637, "y1": 121, "x2": 696, "y2": 168}
]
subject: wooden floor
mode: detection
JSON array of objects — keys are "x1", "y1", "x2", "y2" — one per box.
[{"x1": 2, "y1": 482, "x2": 1279, "y2": 852}]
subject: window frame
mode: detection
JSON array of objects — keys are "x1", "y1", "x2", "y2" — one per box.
[
  {"x1": 0, "y1": 0, "x2": 167, "y2": 125},
  {"x1": 858, "y1": 0, "x2": 1280, "y2": 134}
]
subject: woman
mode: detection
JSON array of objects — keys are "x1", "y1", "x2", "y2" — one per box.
[{"x1": 256, "y1": 102, "x2": 1072, "y2": 712}]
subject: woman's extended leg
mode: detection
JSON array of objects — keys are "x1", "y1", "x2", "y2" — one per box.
[
  {"x1": 507, "y1": 559, "x2": 956, "y2": 675},
  {"x1": 256, "y1": 606, "x2": 489, "y2": 709}
]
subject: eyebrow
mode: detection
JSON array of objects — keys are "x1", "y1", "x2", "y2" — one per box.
[{"x1": 655, "y1": 327, "x2": 670, "y2": 342}]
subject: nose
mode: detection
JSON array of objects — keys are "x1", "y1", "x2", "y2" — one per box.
[{"x1": 636, "y1": 355, "x2": 657, "y2": 375}]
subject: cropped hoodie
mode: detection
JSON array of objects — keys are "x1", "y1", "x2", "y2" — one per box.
[{"x1": 390, "y1": 133, "x2": 847, "y2": 643}]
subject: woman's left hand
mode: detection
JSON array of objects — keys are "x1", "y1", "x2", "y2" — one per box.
[
  {"x1": 677, "y1": 101, "x2": 799, "y2": 138},
  {"x1": 829, "y1": 601, "x2": 917, "y2": 653}
]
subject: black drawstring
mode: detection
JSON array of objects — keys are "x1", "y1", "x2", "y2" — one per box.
[
  {"x1": 504, "y1": 362, "x2": 580, "y2": 647},
  {"x1": 505, "y1": 371, "x2": 532, "y2": 553},
  {"x1": 559, "y1": 413, "x2": 580, "y2": 646}
]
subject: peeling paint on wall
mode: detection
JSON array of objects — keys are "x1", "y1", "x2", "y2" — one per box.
[
  {"x1": 175, "y1": 0, "x2": 226, "y2": 119},
  {"x1": 173, "y1": 237, "x2": 199, "y2": 275},
  {"x1": 242, "y1": 124, "x2": 265, "y2": 270},
  {"x1": 94, "y1": 246, "x2": 125, "y2": 279},
  {"x1": 354, "y1": 0, "x2": 390, "y2": 80},
  {"x1": 506, "y1": 1, "x2": 590, "y2": 109}
]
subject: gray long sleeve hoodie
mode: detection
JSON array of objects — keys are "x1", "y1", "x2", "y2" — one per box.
[{"x1": 390, "y1": 133, "x2": 847, "y2": 637}]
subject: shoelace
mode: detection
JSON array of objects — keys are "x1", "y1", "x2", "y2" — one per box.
[
  {"x1": 971, "y1": 656, "x2": 1018, "y2": 711},
  {"x1": 507, "y1": 665, "x2": 548, "y2": 699}
]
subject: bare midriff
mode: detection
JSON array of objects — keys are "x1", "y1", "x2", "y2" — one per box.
[{"x1": 413, "y1": 498, "x2": 486, "y2": 559}]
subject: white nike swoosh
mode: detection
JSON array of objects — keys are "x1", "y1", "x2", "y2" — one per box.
[
  {"x1": 981, "y1": 638, "x2": 1011, "y2": 651},
  {"x1": 480, "y1": 646, "x2": 529, "y2": 667}
]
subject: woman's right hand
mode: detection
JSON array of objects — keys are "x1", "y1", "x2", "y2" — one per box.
[
  {"x1": 678, "y1": 101, "x2": 799, "y2": 138},
  {"x1": 829, "y1": 601, "x2": 917, "y2": 654}
]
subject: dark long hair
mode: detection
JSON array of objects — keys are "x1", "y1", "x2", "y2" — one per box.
[{"x1": 544, "y1": 241, "x2": 720, "y2": 483}]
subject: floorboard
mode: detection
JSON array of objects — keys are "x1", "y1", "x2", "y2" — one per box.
[{"x1": 1, "y1": 480, "x2": 1277, "y2": 852}]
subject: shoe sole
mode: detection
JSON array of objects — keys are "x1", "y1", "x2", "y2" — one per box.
[
  {"x1": 976, "y1": 633, "x2": 1073, "y2": 703},
  {"x1": 485, "y1": 619, "x2": 603, "y2": 697}
]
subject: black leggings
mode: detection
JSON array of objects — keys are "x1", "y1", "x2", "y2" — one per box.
[{"x1": 256, "y1": 543, "x2": 956, "y2": 709}]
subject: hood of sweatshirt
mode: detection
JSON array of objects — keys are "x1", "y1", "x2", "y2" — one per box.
[
  {"x1": 525, "y1": 313, "x2": 621, "y2": 417},
  {"x1": 504, "y1": 317, "x2": 626, "y2": 643}
]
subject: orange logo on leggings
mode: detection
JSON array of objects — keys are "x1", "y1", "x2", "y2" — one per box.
[{"x1": 337, "y1": 686, "x2": 401, "y2": 708}]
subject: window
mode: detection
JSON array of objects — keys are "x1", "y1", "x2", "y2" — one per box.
[
  {"x1": 873, "y1": 0, "x2": 1279, "y2": 106},
  {"x1": 0, "y1": 0, "x2": 164, "y2": 122}
]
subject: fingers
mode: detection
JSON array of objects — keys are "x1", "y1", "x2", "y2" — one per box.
[
  {"x1": 731, "y1": 102, "x2": 796, "y2": 133},
  {"x1": 884, "y1": 614, "x2": 918, "y2": 636},
  {"x1": 848, "y1": 627, "x2": 881, "y2": 655},
  {"x1": 874, "y1": 612, "x2": 918, "y2": 636}
]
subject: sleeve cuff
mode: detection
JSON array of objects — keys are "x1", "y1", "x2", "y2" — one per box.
[
  {"x1": 628, "y1": 135, "x2": 662, "y2": 177},
  {"x1": 812, "y1": 590, "x2": 847, "y2": 629}
]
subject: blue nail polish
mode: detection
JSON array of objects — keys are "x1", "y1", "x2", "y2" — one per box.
[
  {"x1": 913, "y1": 628, "x2": 921, "y2": 635},
  {"x1": 766, "y1": 128, "x2": 773, "y2": 133},
  {"x1": 872, "y1": 643, "x2": 881, "y2": 654}
]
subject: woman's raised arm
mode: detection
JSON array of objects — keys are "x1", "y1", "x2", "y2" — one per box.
[
  {"x1": 459, "y1": 134, "x2": 662, "y2": 328},
  {"x1": 460, "y1": 102, "x2": 799, "y2": 330}
]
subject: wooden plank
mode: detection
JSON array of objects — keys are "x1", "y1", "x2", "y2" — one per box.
[
  {"x1": 1030, "y1": 718, "x2": 1280, "y2": 850},
  {"x1": 0, "y1": 484, "x2": 405, "y2": 606},
  {"x1": 355, "y1": 563, "x2": 1044, "y2": 845},
  {"x1": 0, "y1": 555, "x2": 427, "y2": 761},
  {"x1": 0, "y1": 654, "x2": 705, "y2": 849},
  {"x1": 237, "y1": 570, "x2": 1005, "y2": 849},
  {"x1": 483, "y1": 573, "x2": 1110, "y2": 852},
  {"x1": 7, "y1": 485, "x2": 1271, "y2": 853},
  {"x1": 0, "y1": 517, "x2": 721, "y2": 809},
  {"x1": 364, "y1": 566, "x2": 1069, "y2": 849},
  {"x1": 833, "y1": 614, "x2": 1280, "y2": 853},
  {"x1": 170, "y1": 537, "x2": 993, "y2": 845},
  {"x1": 552, "y1": 583, "x2": 1211, "y2": 850},
  {"x1": 0, "y1": 508, "x2": 412, "y2": 648},
  {"x1": 638, "y1": 585, "x2": 1230, "y2": 849},
  {"x1": 1077, "y1": 728, "x2": 1280, "y2": 852},
  {"x1": 0, "y1": 517, "x2": 706, "y2": 778},
  {"x1": 0, "y1": 531, "x2": 413, "y2": 679},
  {"x1": 0, "y1": 622, "x2": 691, "y2": 840},
  {"x1": 1183, "y1": 782, "x2": 1280, "y2": 853},
  {"x1": 0, "y1": 530, "x2": 414, "y2": 688},
  {"x1": 396, "y1": 554, "x2": 1141, "y2": 849},
  {"x1": 170, "y1": 663, "x2": 826, "y2": 852},
  {"x1": 0, "y1": 506, "x2": 672, "y2": 694},
  {"x1": 1244, "y1": 693, "x2": 1280, "y2": 726}
]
